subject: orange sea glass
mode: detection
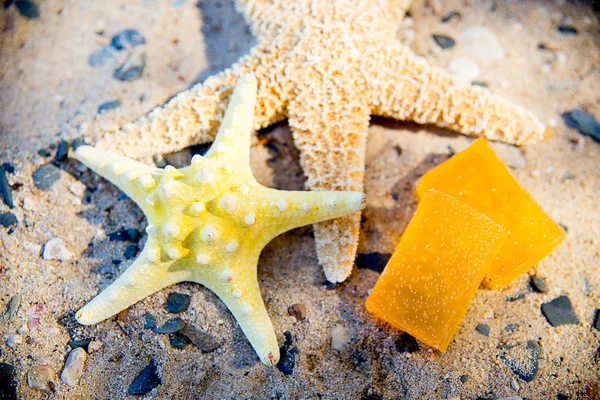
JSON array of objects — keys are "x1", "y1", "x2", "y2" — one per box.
[
  {"x1": 365, "y1": 189, "x2": 506, "y2": 352},
  {"x1": 415, "y1": 138, "x2": 565, "y2": 289}
]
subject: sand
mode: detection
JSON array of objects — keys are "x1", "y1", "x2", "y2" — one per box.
[{"x1": 0, "y1": 0, "x2": 599, "y2": 399}]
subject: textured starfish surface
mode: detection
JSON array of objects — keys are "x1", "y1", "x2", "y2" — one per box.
[
  {"x1": 74, "y1": 75, "x2": 366, "y2": 365},
  {"x1": 89, "y1": 0, "x2": 548, "y2": 283}
]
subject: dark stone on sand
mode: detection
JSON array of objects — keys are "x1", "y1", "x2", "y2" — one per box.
[
  {"x1": 32, "y1": 163, "x2": 60, "y2": 190},
  {"x1": 507, "y1": 293, "x2": 526, "y2": 302},
  {"x1": 1, "y1": 163, "x2": 15, "y2": 174},
  {"x1": 476, "y1": 323, "x2": 491, "y2": 337},
  {"x1": 169, "y1": 333, "x2": 189, "y2": 349},
  {"x1": 108, "y1": 228, "x2": 140, "y2": 242},
  {"x1": 441, "y1": 11, "x2": 461, "y2": 23},
  {"x1": 71, "y1": 138, "x2": 88, "y2": 150},
  {"x1": 37, "y1": 149, "x2": 50, "y2": 157},
  {"x1": 113, "y1": 52, "x2": 146, "y2": 81},
  {"x1": 499, "y1": 340, "x2": 541, "y2": 382},
  {"x1": 179, "y1": 324, "x2": 221, "y2": 352},
  {"x1": 15, "y1": 0, "x2": 39, "y2": 19},
  {"x1": 562, "y1": 109, "x2": 600, "y2": 142},
  {"x1": 432, "y1": 34, "x2": 455, "y2": 49},
  {"x1": 165, "y1": 292, "x2": 190, "y2": 313},
  {"x1": 559, "y1": 222, "x2": 568, "y2": 232},
  {"x1": 0, "y1": 363, "x2": 17, "y2": 400},
  {"x1": 143, "y1": 314, "x2": 156, "y2": 329},
  {"x1": 395, "y1": 332, "x2": 419, "y2": 353},
  {"x1": 54, "y1": 140, "x2": 69, "y2": 162},
  {"x1": 557, "y1": 25, "x2": 578, "y2": 35},
  {"x1": 324, "y1": 281, "x2": 338, "y2": 290},
  {"x1": 0, "y1": 212, "x2": 17, "y2": 228},
  {"x1": 277, "y1": 346, "x2": 299, "y2": 375},
  {"x1": 98, "y1": 100, "x2": 121, "y2": 114},
  {"x1": 592, "y1": 309, "x2": 600, "y2": 331},
  {"x1": 68, "y1": 339, "x2": 90, "y2": 350},
  {"x1": 460, "y1": 374, "x2": 468, "y2": 383},
  {"x1": 88, "y1": 46, "x2": 114, "y2": 67},
  {"x1": 128, "y1": 359, "x2": 161, "y2": 395},
  {"x1": 110, "y1": 29, "x2": 146, "y2": 50},
  {"x1": 153, "y1": 318, "x2": 185, "y2": 334},
  {"x1": 0, "y1": 167, "x2": 13, "y2": 208},
  {"x1": 541, "y1": 295, "x2": 579, "y2": 327},
  {"x1": 356, "y1": 252, "x2": 391, "y2": 273},
  {"x1": 190, "y1": 143, "x2": 212, "y2": 158},
  {"x1": 124, "y1": 244, "x2": 138, "y2": 260},
  {"x1": 111, "y1": 259, "x2": 121, "y2": 265},
  {"x1": 530, "y1": 276, "x2": 549, "y2": 293},
  {"x1": 287, "y1": 303, "x2": 307, "y2": 322}
]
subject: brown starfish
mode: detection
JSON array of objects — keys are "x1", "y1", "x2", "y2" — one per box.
[{"x1": 89, "y1": 0, "x2": 547, "y2": 283}]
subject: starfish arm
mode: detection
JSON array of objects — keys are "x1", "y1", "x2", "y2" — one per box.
[
  {"x1": 287, "y1": 81, "x2": 371, "y2": 283},
  {"x1": 367, "y1": 44, "x2": 548, "y2": 145},
  {"x1": 76, "y1": 241, "x2": 186, "y2": 325},
  {"x1": 75, "y1": 145, "x2": 161, "y2": 214},
  {"x1": 92, "y1": 43, "x2": 288, "y2": 159}
]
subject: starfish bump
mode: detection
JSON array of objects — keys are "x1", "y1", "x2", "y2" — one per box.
[
  {"x1": 88, "y1": 0, "x2": 548, "y2": 283},
  {"x1": 74, "y1": 75, "x2": 366, "y2": 365}
]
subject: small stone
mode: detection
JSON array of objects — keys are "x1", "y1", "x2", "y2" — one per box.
[
  {"x1": 179, "y1": 324, "x2": 221, "y2": 352},
  {"x1": 128, "y1": 359, "x2": 161, "y2": 396},
  {"x1": 441, "y1": 11, "x2": 461, "y2": 23},
  {"x1": 541, "y1": 295, "x2": 579, "y2": 327},
  {"x1": 169, "y1": 333, "x2": 189, "y2": 349},
  {"x1": 88, "y1": 46, "x2": 115, "y2": 67},
  {"x1": 153, "y1": 317, "x2": 185, "y2": 334},
  {"x1": 32, "y1": 163, "x2": 61, "y2": 190},
  {"x1": 476, "y1": 323, "x2": 491, "y2": 337},
  {"x1": 110, "y1": 29, "x2": 146, "y2": 50},
  {"x1": 71, "y1": 138, "x2": 88, "y2": 150},
  {"x1": 530, "y1": 276, "x2": 549, "y2": 293},
  {"x1": 54, "y1": 140, "x2": 69, "y2": 162},
  {"x1": 287, "y1": 303, "x2": 307, "y2": 322},
  {"x1": 460, "y1": 26, "x2": 505, "y2": 64},
  {"x1": 108, "y1": 228, "x2": 140, "y2": 242},
  {"x1": 395, "y1": 332, "x2": 419, "y2": 353},
  {"x1": 43, "y1": 238, "x2": 73, "y2": 261},
  {"x1": 5, "y1": 294, "x2": 21, "y2": 318},
  {"x1": 504, "y1": 323, "x2": 519, "y2": 332},
  {"x1": 60, "y1": 347, "x2": 87, "y2": 386},
  {"x1": 356, "y1": 252, "x2": 391, "y2": 273},
  {"x1": 331, "y1": 324, "x2": 349, "y2": 351},
  {"x1": 68, "y1": 181, "x2": 87, "y2": 198},
  {"x1": 6, "y1": 334, "x2": 22, "y2": 349},
  {"x1": 165, "y1": 292, "x2": 190, "y2": 313},
  {"x1": 0, "y1": 212, "x2": 17, "y2": 228},
  {"x1": 15, "y1": 0, "x2": 40, "y2": 19},
  {"x1": 510, "y1": 377, "x2": 520, "y2": 391},
  {"x1": 448, "y1": 56, "x2": 481, "y2": 82},
  {"x1": 97, "y1": 100, "x2": 121, "y2": 114},
  {"x1": 324, "y1": 280, "x2": 338, "y2": 290},
  {"x1": 124, "y1": 244, "x2": 138, "y2": 260},
  {"x1": 277, "y1": 346, "x2": 299, "y2": 375},
  {"x1": 499, "y1": 340, "x2": 541, "y2": 382},
  {"x1": 562, "y1": 110, "x2": 600, "y2": 142},
  {"x1": 593, "y1": 310, "x2": 600, "y2": 331},
  {"x1": 113, "y1": 51, "x2": 146, "y2": 81},
  {"x1": 1, "y1": 163, "x2": 15, "y2": 174},
  {"x1": 87, "y1": 340, "x2": 103, "y2": 353},
  {"x1": 143, "y1": 314, "x2": 156, "y2": 329},
  {"x1": 0, "y1": 167, "x2": 14, "y2": 208},
  {"x1": 460, "y1": 374, "x2": 468, "y2": 383},
  {"x1": 27, "y1": 365, "x2": 55, "y2": 393},
  {"x1": 433, "y1": 34, "x2": 456, "y2": 49},
  {"x1": 557, "y1": 25, "x2": 578, "y2": 35},
  {"x1": 68, "y1": 339, "x2": 90, "y2": 350},
  {"x1": 0, "y1": 363, "x2": 17, "y2": 399}
]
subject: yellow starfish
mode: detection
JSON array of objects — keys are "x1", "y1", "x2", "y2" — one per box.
[
  {"x1": 74, "y1": 75, "x2": 366, "y2": 365},
  {"x1": 88, "y1": 0, "x2": 547, "y2": 283}
]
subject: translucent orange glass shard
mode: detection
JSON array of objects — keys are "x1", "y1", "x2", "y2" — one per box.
[
  {"x1": 415, "y1": 138, "x2": 565, "y2": 290},
  {"x1": 365, "y1": 189, "x2": 507, "y2": 352}
]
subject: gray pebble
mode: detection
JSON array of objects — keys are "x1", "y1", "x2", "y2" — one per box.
[
  {"x1": 110, "y1": 29, "x2": 146, "y2": 50},
  {"x1": 433, "y1": 34, "x2": 456, "y2": 49},
  {"x1": 541, "y1": 295, "x2": 579, "y2": 326},
  {"x1": 88, "y1": 46, "x2": 115, "y2": 67},
  {"x1": 530, "y1": 275, "x2": 548, "y2": 293},
  {"x1": 143, "y1": 313, "x2": 156, "y2": 329},
  {"x1": 97, "y1": 100, "x2": 121, "y2": 114},
  {"x1": 0, "y1": 212, "x2": 17, "y2": 228},
  {"x1": 32, "y1": 163, "x2": 61, "y2": 190},
  {"x1": 5, "y1": 294, "x2": 21, "y2": 318},
  {"x1": 0, "y1": 167, "x2": 14, "y2": 208},
  {"x1": 43, "y1": 238, "x2": 73, "y2": 261},
  {"x1": 165, "y1": 292, "x2": 190, "y2": 313},
  {"x1": 476, "y1": 323, "x2": 490, "y2": 337},
  {"x1": 153, "y1": 317, "x2": 185, "y2": 334},
  {"x1": 15, "y1": 0, "x2": 40, "y2": 19},
  {"x1": 124, "y1": 244, "x2": 138, "y2": 260},
  {"x1": 113, "y1": 51, "x2": 146, "y2": 81},
  {"x1": 562, "y1": 109, "x2": 600, "y2": 142}
]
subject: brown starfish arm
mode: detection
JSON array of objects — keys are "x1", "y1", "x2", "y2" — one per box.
[
  {"x1": 288, "y1": 81, "x2": 370, "y2": 283},
  {"x1": 367, "y1": 44, "x2": 548, "y2": 145},
  {"x1": 93, "y1": 43, "x2": 288, "y2": 159}
]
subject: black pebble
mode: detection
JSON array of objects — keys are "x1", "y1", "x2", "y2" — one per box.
[
  {"x1": 71, "y1": 138, "x2": 88, "y2": 150},
  {"x1": 441, "y1": 11, "x2": 461, "y2": 23},
  {"x1": 1, "y1": 163, "x2": 15, "y2": 174},
  {"x1": 113, "y1": 53, "x2": 146, "y2": 82},
  {"x1": 128, "y1": 359, "x2": 161, "y2": 396},
  {"x1": 499, "y1": 340, "x2": 541, "y2": 382},
  {"x1": 32, "y1": 163, "x2": 61, "y2": 190},
  {"x1": 0, "y1": 363, "x2": 17, "y2": 400},
  {"x1": 153, "y1": 318, "x2": 185, "y2": 334},
  {"x1": 557, "y1": 25, "x2": 578, "y2": 35},
  {"x1": 562, "y1": 110, "x2": 600, "y2": 142},
  {"x1": 68, "y1": 339, "x2": 90, "y2": 350},
  {"x1": 98, "y1": 100, "x2": 121, "y2": 114},
  {"x1": 165, "y1": 292, "x2": 190, "y2": 313},
  {"x1": 356, "y1": 253, "x2": 391, "y2": 273},
  {"x1": 460, "y1": 374, "x2": 468, "y2": 383},
  {"x1": 169, "y1": 333, "x2": 189, "y2": 349},
  {"x1": 110, "y1": 29, "x2": 146, "y2": 50},
  {"x1": 15, "y1": 0, "x2": 39, "y2": 19},
  {"x1": 190, "y1": 143, "x2": 212, "y2": 158},
  {"x1": 432, "y1": 34, "x2": 456, "y2": 49},
  {"x1": 541, "y1": 295, "x2": 579, "y2": 327},
  {"x1": 111, "y1": 259, "x2": 121, "y2": 265},
  {"x1": 143, "y1": 314, "x2": 156, "y2": 329},
  {"x1": 277, "y1": 346, "x2": 299, "y2": 375},
  {"x1": 0, "y1": 167, "x2": 14, "y2": 208},
  {"x1": 37, "y1": 149, "x2": 50, "y2": 157},
  {"x1": 0, "y1": 212, "x2": 17, "y2": 228},
  {"x1": 506, "y1": 293, "x2": 526, "y2": 302},
  {"x1": 395, "y1": 332, "x2": 419, "y2": 353},
  {"x1": 592, "y1": 309, "x2": 600, "y2": 331},
  {"x1": 476, "y1": 323, "x2": 491, "y2": 337},
  {"x1": 54, "y1": 140, "x2": 69, "y2": 162},
  {"x1": 108, "y1": 228, "x2": 140, "y2": 242},
  {"x1": 530, "y1": 275, "x2": 549, "y2": 293},
  {"x1": 124, "y1": 244, "x2": 138, "y2": 260}
]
